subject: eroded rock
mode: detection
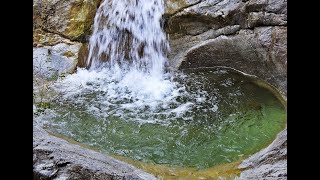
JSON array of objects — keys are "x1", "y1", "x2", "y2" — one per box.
[
  {"x1": 165, "y1": 0, "x2": 202, "y2": 15},
  {"x1": 237, "y1": 128, "x2": 287, "y2": 179},
  {"x1": 165, "y1": 0, "x2": 287, "y2": 95},
  {"x1": 165, "y1": 0, "x2": 287, "y2": 36},
  {"x1": 33, "y1": 124, "x2": 158, "y2": 180},
  {"x1": 33, "y1": 30, "x2": 85, "y2": 106},
  {"x1": 33, "y1": 29, "x2": 75, "y2": 47},
  {"x1": 178, "y1": 26, "x2": 287, "y2": 95}
]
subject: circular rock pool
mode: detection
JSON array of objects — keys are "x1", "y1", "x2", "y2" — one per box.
[{"x1": 36, "y1": 67, "x2": 286, "y2": 171}]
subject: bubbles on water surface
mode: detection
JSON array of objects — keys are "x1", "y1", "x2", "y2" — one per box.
[
  {"x1": 52, "y1": 67, "x2": 221, "y2": 124},
  {"x1": 41, "y1": 67, "x2": 287, "y2": 169}
]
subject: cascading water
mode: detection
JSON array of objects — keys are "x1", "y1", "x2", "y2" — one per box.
[
  {"x1": 36, "y1": 0, "x2": 287, "y2": 176},
  {"x1": 87, "y1": 0, "x2": 168, "y2": 76},
  {"x1": 74, "y1": 0, "x2": 177, "y2": 112}
]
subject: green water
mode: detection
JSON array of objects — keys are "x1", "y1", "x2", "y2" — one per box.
[{"x1": 39, "y1": 67, "x2": 286, "y2": 169}]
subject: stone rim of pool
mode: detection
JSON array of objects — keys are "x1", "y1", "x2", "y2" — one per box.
[{"x1": 34, "y1": 66, "x2": 287, "y2": 179}]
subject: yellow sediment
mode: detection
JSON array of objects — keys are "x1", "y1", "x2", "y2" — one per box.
[
  {"x1": 112, "y1": 154, "x2": 244, "y2": 180},
  {"x1": 46, "y1": 130, "x2": 244, "y2": 179}
]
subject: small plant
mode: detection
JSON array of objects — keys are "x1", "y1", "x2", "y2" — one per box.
[{"x1": 33, "y1": 50, "x2": 59, "y2": 115}]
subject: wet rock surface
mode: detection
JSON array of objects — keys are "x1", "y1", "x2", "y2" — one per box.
[
  {"x1": 33, "y1": 125, "x2": 157, "y2": 180},
  {"x1": 237, "y1": 129, "x2": 287, "y2": 179},
  {"x1": 33, "y1": 42, "x2": 81, "y2": 80}
]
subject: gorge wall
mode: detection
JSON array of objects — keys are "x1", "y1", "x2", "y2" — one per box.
[{"x1": 164, "y1": 0, "x2": 287, "y2": 96}]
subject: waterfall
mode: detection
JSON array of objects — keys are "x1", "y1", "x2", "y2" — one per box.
[
  {"x1": 54, "y1": 0, "x2": 183, "y2": 117},
  {"x1": 86, "y1": 0, "x2": 169, "y2": 78}
]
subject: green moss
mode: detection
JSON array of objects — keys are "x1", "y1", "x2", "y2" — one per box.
[
  {"x1": 64, "y1": 0, "x2": 101, "y2": 40},
  {"x1": 62, "y1": 51, "x2": 76, "y2": 58},
  {"x1": 35, "y1": 102, "x2": 51, "y2": 114}
]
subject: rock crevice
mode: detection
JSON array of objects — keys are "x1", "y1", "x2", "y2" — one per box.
[{"x1": 164, "y1": 0, "x2": 204, "y2": 18}]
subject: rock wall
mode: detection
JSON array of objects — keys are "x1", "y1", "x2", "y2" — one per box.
[
  {"x1": 165, "y1": 0, "x2": 287, "y2": 96},
  {"x1": 33, "y1": 0, "x2": 101, "y2": 79},
  {"x1": 33, "y1": 0, "x2": 101, "y2": 41},
  {"x1": 33, "y1": 0, "x2": 100, "y2": 106},
  {"x1": 33, "y1": 29, "x2": 82, "y2": 80}
]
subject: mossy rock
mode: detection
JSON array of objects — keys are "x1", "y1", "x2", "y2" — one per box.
[
  {"x1": 64, "y1": 0, "x2": 101, "y2": 41},
  {"x1": 33, "y1": 0, "x2": 101, "y2": 42},
  {"x1": 62, "y1": 51, "x2": 76, "y2": 58},
  {"x1": 33, "y1": 28, "x2": 71, "y2": 46}
]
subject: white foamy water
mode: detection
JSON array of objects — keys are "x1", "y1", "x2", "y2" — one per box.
[
  {"x1": 54, "y1": 68, "x2": 196, "y2": 123},
  {"x1": 52, "y1": 0, "x2": 212, "y2": 123}
]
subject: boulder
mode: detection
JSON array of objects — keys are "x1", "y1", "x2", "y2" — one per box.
[
  {"x1": 33, "y1": 42, "x2": 81, "y2": 80},
  {"x1": 33, "y1": 0, "x2": 101, "y2": 41}
]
